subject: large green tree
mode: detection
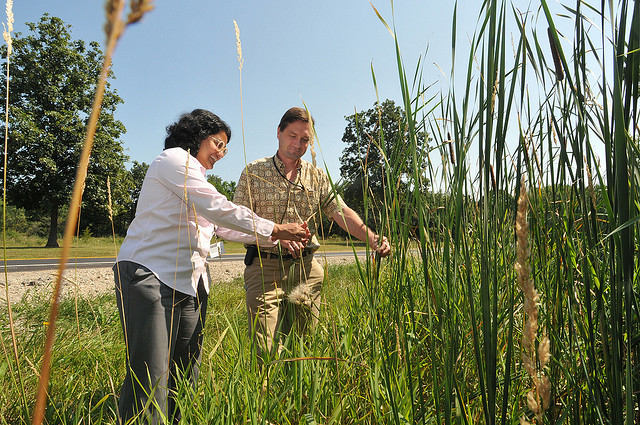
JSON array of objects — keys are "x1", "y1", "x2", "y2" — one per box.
[
  {"x1": 124, "y1": 161, "x2": 148, "y2": 223},
  {"x1": 207, "y1": 174, "x2": 236, "y2": 200},
  {"x1": 339, "y1": 99, "x2": 429, "y2": 228},
  {"x1": 0, "y1": 14, "x2": 129, "y2": 246}
]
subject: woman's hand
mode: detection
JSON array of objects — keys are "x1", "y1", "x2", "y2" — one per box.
[
  {"x1": 280, "y1": 239, "x2": 306, "y2": 258},
  {"x1": 271, "y1": 222, "x2": 310, "y2": 242}
]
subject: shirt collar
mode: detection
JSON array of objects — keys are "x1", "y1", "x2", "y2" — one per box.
[
  {"x1": 188, "y1": 148, "x2": 207, "y2": 176},
  {"x1": 273, "y1": 152, "x2": 302, "y2": 173}
]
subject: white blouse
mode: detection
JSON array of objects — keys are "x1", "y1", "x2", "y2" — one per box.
[{"x1": 116, "y1": 147, "x2": 274, "y2": 296}]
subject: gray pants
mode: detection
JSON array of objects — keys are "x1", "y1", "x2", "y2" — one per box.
[{"x1": 113, "y1": 261, "x2": 208, "y2": 424}]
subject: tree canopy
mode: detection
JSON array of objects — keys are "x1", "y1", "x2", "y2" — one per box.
[
  {"x1": 207, "y1": 174, "x2": 236, "y2": 200},
  {"x1": 339, "y1": 99, "x2": 429, "y2": 229},
  {"x1": 0, "y1": 14, "x2": 129, "y2": 246}
]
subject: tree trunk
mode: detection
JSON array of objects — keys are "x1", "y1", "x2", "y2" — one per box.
[{"x1": 46, "y1": 203, "x2": 59, "y2": 247}]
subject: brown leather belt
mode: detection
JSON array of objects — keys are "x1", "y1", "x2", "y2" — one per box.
[{"x1": 244, "y1": 245, "x2": 314, "y2": 265}]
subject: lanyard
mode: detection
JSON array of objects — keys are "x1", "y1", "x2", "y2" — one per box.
[
  {"x1": 272, "y1": 155, "x2": 306, "y2": 191},
  {"x1": 272, "y1": 155, "x2": 308, "y2": 224}
]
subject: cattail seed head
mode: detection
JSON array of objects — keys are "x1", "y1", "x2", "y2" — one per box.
[
  {"x1": 526, "y1": 389, "x2": 540, "y2": 414},
  {"x1": 547, "y1": 27, "x2": 564, "y2": 81},
  {"x1": 538, "y1": 375, "x2": 551, "y2": 411},
  {"x1": 490, "y1": 164, "x2": 497, "y2": 191},
  {"x1": 520, "y1": 417, "x2": 532, "y2": 425},
  {"x1": 448, "y1": 140, "x2": 455, "y2": 165},
  {"x1": 538, "y1": 335, "x2": 551, "y2": 368}
]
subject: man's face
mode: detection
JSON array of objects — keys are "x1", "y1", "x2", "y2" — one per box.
[{"x1": 277, "y1": 120, "x2": 312, "y2": 162}]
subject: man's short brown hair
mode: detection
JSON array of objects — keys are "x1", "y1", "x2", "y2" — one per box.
[{"x1": 278, "y1": 107, "x2": 315, "y2": 132}]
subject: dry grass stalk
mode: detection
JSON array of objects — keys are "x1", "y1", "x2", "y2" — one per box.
[
  {"x1": 233, "y1": 20, "x2": 265, "y2": 253},
  {"x1": 491, "y1": 71, "x2": 499, "y2": 114},
  {"x1": 515, "y1": 180, "x2": 551, "y2": 424},
  {"x1": 303, "y1": 101, "x2": 317, "y2": 168},
  {"x1": 192, "y1": 203, "x2": 200, "y2": 239},
  {"x1": 106, "y1": 176, "x2": 113, "y2": 222},
  {"x1": 31, "y1": 2, "x2": 154, "y2": 424},
  {"x1": 1, "y1": 0, "x2": 25, "y2": 410},
  {"x1": 394, "y1": 322, "x2": 403, "y2": 364},
  {"x1": 104, "y1": 0, "x2": 125, "y2": 42},
  {"x1": 105, "y1": 0, "x2": 154, "y2": 41},
  {"x1": 183, "y1": 150, "x2": 190, "y2": 203},
  {"x1": 585, "y1": 160, "x2": 597, "y2": 209}
]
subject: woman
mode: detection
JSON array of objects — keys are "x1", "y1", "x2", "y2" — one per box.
[{"x1": 113, "y1": 109, "x2": 308, "y2": 424}]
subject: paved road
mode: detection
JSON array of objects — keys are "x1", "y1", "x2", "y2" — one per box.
[{"x1": 0, "y1": 251, "x2": 366, "y2": 272}]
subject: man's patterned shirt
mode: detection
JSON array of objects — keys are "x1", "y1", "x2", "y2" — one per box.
[{"x1": 233, "y1": 154, "x2": 344, "y2": 254}]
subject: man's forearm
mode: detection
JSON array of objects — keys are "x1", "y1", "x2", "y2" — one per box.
[{"x1": 332, "y1": 206, "x2": 377, "y2": 246}]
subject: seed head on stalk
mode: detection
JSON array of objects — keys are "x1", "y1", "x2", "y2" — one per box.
[
  {"x1": 234, "y1": 20, "x2": 243, "y2": 71},
  {"x1": 516, "y1": 180, "x2": 550, "y2": 424},
  {"x1": 288, "y1": 284, "x2": 313, "y2": 308},
  {"x1": 2, "y1": 0, "x2": 13, "y2": 55}
]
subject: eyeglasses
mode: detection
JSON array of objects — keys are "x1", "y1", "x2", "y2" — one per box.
[{"x1": 210, "y1": 136, "x2": 228, "y2": 156}]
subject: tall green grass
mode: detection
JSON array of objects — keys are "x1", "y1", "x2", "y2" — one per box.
[{"x1": 365, "y1": 0, "x2": 639, "y2": 422}]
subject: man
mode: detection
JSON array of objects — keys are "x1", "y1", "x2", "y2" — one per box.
[{"x1": 234, "y1": 107, "x2": 391, "y2": 358}]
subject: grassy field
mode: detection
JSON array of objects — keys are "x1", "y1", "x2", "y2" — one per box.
[
  {"x1": 0, "y1": 235, "x2": 363, "y2": 259},
  {"x1": 0, "y1": 261, "x2": 378, "y2": 424}
]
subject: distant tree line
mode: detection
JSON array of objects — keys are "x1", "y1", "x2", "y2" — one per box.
[{"x1": 0, "y1": 14, "x2": 448, "y2": 246}]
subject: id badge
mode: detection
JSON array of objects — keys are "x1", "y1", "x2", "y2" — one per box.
[{"x1": 209, "y1": 241, "x2": 226, "y2": 258}]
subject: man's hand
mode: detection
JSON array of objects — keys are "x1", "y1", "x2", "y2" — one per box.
[
  {"x1": 371, "y1": 235, "x2": 391, "y2": 257},
  {"x1": 271, "y1": 222, "x2": 310, "y2": 242}
]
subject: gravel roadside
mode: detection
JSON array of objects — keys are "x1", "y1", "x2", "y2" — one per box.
[{"x1": 1, "y1": 255, "x2": 359, "y2": 306}]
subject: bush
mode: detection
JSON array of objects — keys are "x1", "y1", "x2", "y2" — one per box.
[{"x1": 1, "y1": 203, "x2": 56, "y2": 240}]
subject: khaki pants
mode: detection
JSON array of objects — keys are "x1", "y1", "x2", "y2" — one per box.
[{"x1": 244, "y1": 254, "x2": 324, "y2": 359}]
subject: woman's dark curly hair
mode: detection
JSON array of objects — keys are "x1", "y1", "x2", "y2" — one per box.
[{"x1": 164, "y1": 109, "x2": 232, "y2": 154}]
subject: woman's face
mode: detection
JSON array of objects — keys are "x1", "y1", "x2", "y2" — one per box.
[{"x1": 195, "y1": 131, "x2": 228, "y2": 170}]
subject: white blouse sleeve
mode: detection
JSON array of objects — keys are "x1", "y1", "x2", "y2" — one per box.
[
  {"x1": 214, "y1": 226, "x2": 277, "y2": 245},
  {"x1": 153, "y1": 149, "x2": 275, "y2": 242}
]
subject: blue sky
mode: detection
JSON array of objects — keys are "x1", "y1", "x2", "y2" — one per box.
[{"x1": 10, "y1": 1, "x2": 554, "y2": 184}]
